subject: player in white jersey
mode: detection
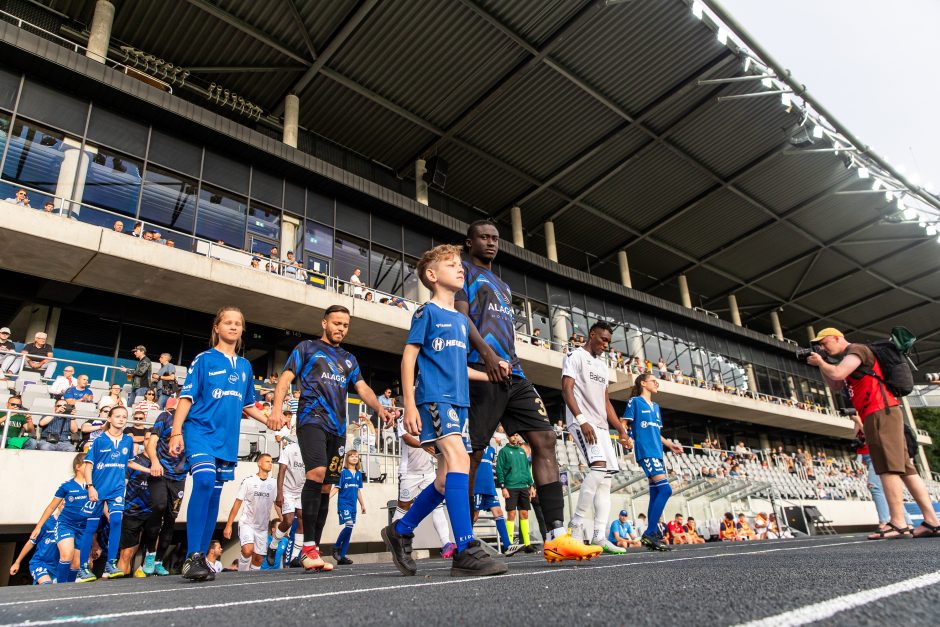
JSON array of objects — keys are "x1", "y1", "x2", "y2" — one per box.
[
  {"x1": 393, "y1": 415, "x2": 454, "y2": 556},
  {"x1": 224, "y1": 454, "x2": 277, "y2": 570},
  {"x1": 267, "y1": 440, "x2": 306, "y2": 566},
  {"x1": 561, "y1": 321, "x2": 633, "y2": 556}
]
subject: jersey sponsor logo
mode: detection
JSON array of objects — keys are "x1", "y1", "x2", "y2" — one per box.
[
  {"x1": 589, "y1": 371, "x2": 607, "y2": 384},
  {"x1": 121, "y1": 447, "x2": 128, "y2": 456},
  {"x1": 208, "y1": 370, "x2": 226, "y2": 376},
  {"x1": 320, "y1": 372, "x2": 347, "y2": 384},
  {"x1": 431, "y1": 337, "x2": 467, "y2": 351},
  {"x1": 447, "y1": 407, "x2": 459, "y2": 421},
  {"x1": 96, "y1": 462, "x2": 105, "y2": 470},
  {"x1": 345, "y1": 359, "x2": 353, "y2": 369},
  {"x1": 435, "y1": 323, "x2": 452, "y2": 328},
  {"x1": 486, "y1": 303, "x2": 513, "y2": 316},
  {"x1": 211, "y1": 388, "x2": 244, "y2": 400},
  {"x1": 228, "y1": 373, "x2": 239, "y2": 384},
  {"x1": 114, "y1": 496, "x2": 123, "y2": 504}
]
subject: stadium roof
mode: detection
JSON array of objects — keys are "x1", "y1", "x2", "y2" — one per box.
[{"x1": 29, "y1": 0, "x2": 940, "y2": 368}]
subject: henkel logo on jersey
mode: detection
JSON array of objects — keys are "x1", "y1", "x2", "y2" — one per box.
[
  {"x1": 212, "y1": 388, "x2": 243, "y2": 400},
  {"x1": 432, "y1": 337, "x2": 467, "y2": 351}
]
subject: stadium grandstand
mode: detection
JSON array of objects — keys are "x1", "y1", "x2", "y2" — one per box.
[{"x1": 0, "y1": 0, "x2": 938, "y2": 623}]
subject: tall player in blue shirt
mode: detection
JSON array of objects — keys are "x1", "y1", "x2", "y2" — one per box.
[
  {"x1": 383, "y1": 244, "x2": 507, "y2": 577},
  {"x1": 170, "y1": 306, "x2": 281, "y2": 582},
  {"x1": 77, "y1": 405, "x2": 134, "y2": 581},
  {"x1": 329, "y1": 450, "x2": 364, "y2": 565},
  {"x1": 270, "y1": 304, "x2": 391, "y2": 572},
  {"x1": 30, "y1": 453, "x2": 92, "y2": 584},
  {"x1": 457, "y1": 220, "x2": 595, "y2": 562},
  {"x1": 622, "y1": 373, "x2": 683, "y2": 552}
]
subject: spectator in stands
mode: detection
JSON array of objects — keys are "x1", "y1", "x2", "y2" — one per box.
[
  {"x1": 42, "y1": 201, "x2": 56, "y2": 213},
  {"x1": 130, "y1": 222, "x2": 143, "y2": 238},
  {"x1": 354, "y1": 410, "x2": 377, "y2": 453},
  {"x1": 49, "y1": 366, "x2": 77, "y2": 397},
  {"x1": 1, "y1": 396, "x2": 37, "y2": 449},
  {"x1": 349, "y1": 267, "x2": 365, "y2": 297},
  {"x1": 267, "y1": 247, "x2": 280, "y2": 274},
  {"x1": 635, "y1": 513, "x2": 648, "y2": 537},
  {"x1": 0, "y1": 326, "x2": 16, "y2": 377},
  {"x1": 666, "y1": 514, "x2": 689, "y2": 545},
  {"x1": 657, "y1": 358, "x2": 669, "y2": 380},
  {"x1": 120, "y1": 345, "x2": 152, "y2": 405},
  {"x1": 6, "y1": 188, "x2": 30, "y2": 206},
  {"x1": 736, "y1": 513, "x2": 756, "y2": 540},
  {"x1": 283, "y1": 251, "x2": 298, "y2": 277},
  {"x1": 36, "y1": 400, "x2": 77, "y2": 451},
  {"x1": 685, "y1": 517, "x2": 706, "y2": 544},
  {"x1": 98, "y1": 384, "x2": 126, "y2": 411},
  {"x1": 112, "y1": 220, "x2": 124, "y2": 233},
  {"x1": 63, "y1": 374, "x2": 93, "y2": 406},
  {"x1": 609, "y1": 510, "x2": 640, "y2": 549},
  {"x1": 20, "y1": 332, "x2": 56, "y2": 378},
  {"x1": 250, "y1": 256, "x2": 262, "y2": 270},
  {"x1": 364, "y1": 291, "x2": 374, "y2": 302},
  {"x1": 125, "y1": 410, "x2": 149, "y2": 453},
  {"x1": 154, "y1": 353, "x2": 177, "y2": 409},
  {"x1": 530, "y1": 327, "x2": 542, "y2": 347},
  {"x1": 133, "y1": 389, "x2": 160, "y2": 414},
  {"x1": 152, "y1": 231, "x2": 165, "y2": 245},
  {"x1": 754, "y1": 512, "x2": 768, "y2": 539},
  {"x1": 143, "y1": 231, "x2": 155, "y2": 241},
  {"x1": 80, "y1": 407, "x2": 109, "y2": 450},
  {"x1": 206, "y1": 540, "x2": 224, "y2": 573},
  {"x1": 166, "y1": 240, "x2": 175, "y2": 248}
]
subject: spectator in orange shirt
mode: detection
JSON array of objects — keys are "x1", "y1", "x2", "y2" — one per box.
[
  {"x1": 736, "y1": 513, "x2": 756, "y2": 541},
  {"x1": 720, "y1": 512, "x2": 738, "y2": 541},
  {"x1": 685, "y1": 517, "x2": 706, "y2": 544}
]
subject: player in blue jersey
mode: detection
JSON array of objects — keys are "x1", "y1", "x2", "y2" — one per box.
[
  {"x1": 457, "y1": 220, "x2": 596, "y2": 562},
  {"x1": 77, "y1": 405, "x2": 134, "y2": 581},
  {"x1": 116, "y1": 454, "x2": 155, "y2": 577},
  {"x1": 11, "y1": 513, "x2": 59, "y2": 584},
  {"x1": 30, "y1": 453, "x2": 91, "y2": 584},
  {"x1": 270, "y1": 305, "x2": 391, "y2": 572},
  {"x1": 140, "y1": 398, "x2": 185, "y2": 576},
  {"x1": 170, "y1": 306, "x2": 281, "y2": 582},
  {"x1": 329, "y1": 450, "x2": 365, "y2": 565},
  {"x1": 383, "y1": 244, "x2": 507, "y2": 577},
  {"x1": 622, "y1": 373, "x2": 683, "y2": 552},
  {"x1": 471, "y1": 443, "x2": 512, "y2": 552}
]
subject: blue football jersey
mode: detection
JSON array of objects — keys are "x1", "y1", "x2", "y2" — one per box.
[
  {"x1": 86, "y1": 432, "x2": 134, "y2": 500},
  {"x1": 180, "y1": 348, "x2": 256, "y2": 462},
  {"x1": 336, "y1": 468, "x2": 362, "y2": 509},
  {"x1": 623, "y1": 396, "x2": 663, "y2": 460},
  {"x1": 407, "y1": 302, "x2": 470, "y2": 407},
  {"x1": 283, "y1": 339, "x2": 361, "y2": 436},
  {"x1": 30, "y1": 517, "x2": 59, "y2": 570},
  {"x1": 150, "y1": 412, "x2": 186, "y2": 481},
  {"x1": 124, "y1": 455, "x2": 152, "y2": 518},
  {"x1": 54, "y1": 478, "x2": 92, "y2": 528},
  {"x1": 455, "y1": 261, "x2": 524, "y2": 378},
  {"x1": 473, "y1": 446, "x2": 497, "y2": 496}
]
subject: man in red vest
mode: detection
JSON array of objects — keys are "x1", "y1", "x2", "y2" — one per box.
[{"x1": 808, "y1": 328, "x2": 939, "y2": 539}]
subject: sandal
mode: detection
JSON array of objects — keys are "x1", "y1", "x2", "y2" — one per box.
[
  {"x1": 913, "y1": 522, "x2": 940, "y2": 538},
  {"x1": 867, "y1": 522, "x2": 913, "y2": 540}
]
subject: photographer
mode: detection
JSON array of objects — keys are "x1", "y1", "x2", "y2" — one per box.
[
  {"x1": 807, "y1": 328, "x2": 939, "y2": 539},
  {"x1": 37, "y1": 401, "x2": 78, "y2": 451}
]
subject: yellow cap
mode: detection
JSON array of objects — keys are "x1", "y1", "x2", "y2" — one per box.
[{"x1": 811, "y1": 327, "x2": 844, "y2": 342}]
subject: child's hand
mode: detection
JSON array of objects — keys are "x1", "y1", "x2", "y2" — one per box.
[
  {"x1": 9, "y1": 561, "x2": 19, "y2": 576},
  {"x1": 498, "y1": 360, "x2": 511, "y2": 377},
  {"x1": 361, "y1": 505, "x2": 366, "y2": 514},
  {"x1": 403, "y1": 406, "x2": 421, "y2": 436}
]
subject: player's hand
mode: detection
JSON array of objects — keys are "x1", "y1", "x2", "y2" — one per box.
[
  {"x1": 268, "y1": 410, "x2": 285, "y2": 432},
  {"x1": 150, "y1": 464, "x2": 164, "y2": 477},
  {"x1": 9, "y1": 562, "x2": 19, "y2": 576},
  {"x1": 619, "y1": 434, "x2": 633, "y2": 450},
  {"x1": 502, "y1": 488, "x2": 509, "y2": 499},
  {"x1": 88, "y1": 486, "x2": 98, "y2": 503},
  {"x1": 482, "y1": 349, "x2": 508, "y2": 383},
  {"x1": 403, "y1": 406, "x2": 421, "y2": 437},
  {"x1": 422, "y1": 446, "x2": 436, "y2": 457},
  {"x1": 580, "y1": 422, "x2": 596, "y2": 444},
  {"x1": 529, "y1": 486, "x2": 536, "y2": 498},
  {"x1": 378, "y1": 407, "x2": 394, "y2": 428},
  {"x1": 668, "y1": 440, "x2": 683, "y2": 455},
  {"x1": 274, "y1": 494, "x2": 283, "y2": 510},
  {"x1": 169, "y1": 433, "x2": 184, "y2": 456},
  {"x1": 223, "y1": 525, "x2": 232, "y2": 540}
]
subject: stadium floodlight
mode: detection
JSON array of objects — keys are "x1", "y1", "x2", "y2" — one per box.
[
  {"x1": 692, "y1": 1, "x2": 704, "y2": 19},
  {"x1": 716, "y1": 27, "x2": 729, "y2": 45},
  {"x1": 743, "y1": 57, "x2": 752, "y2": 72},
  {"x1": 902, "y1": 207, "x2": 918, "y2": 221},
  {"x1": 871, "y1": 178, "x2": 883, "y2": 191},
  {"x1": 856, "y1": 166, "x2": 869, "y2": 179},
  {"x1": 761, "y1": 77, "x2": 773, "y2": 88},
  {"x1": 926, "y1": 226, "x2": 937, "y2": 236},
  {"x1": 812, "y1": 125, "x2": 824, "y2": 139},
  {"x1": 781, "y1": 92, "x2": 792, "y2": 107}
]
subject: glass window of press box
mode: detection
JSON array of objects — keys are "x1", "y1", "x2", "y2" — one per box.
[{"x1": 0, "y1": 72, "x2": 827, "y2": 406}]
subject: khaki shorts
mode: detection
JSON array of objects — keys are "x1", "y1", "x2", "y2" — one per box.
[{"x1": 863, "y1": 405, "x2": 917, "y2": 476}]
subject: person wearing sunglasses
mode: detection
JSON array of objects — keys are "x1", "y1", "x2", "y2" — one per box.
[
  {"x1": 37, "y1": 402, "x2": 78, "y2": 451},
  {"x1": 1, "y1": 396, "x2": 37, "y2": 449},
  {"x1": 132, "y1": 389, "x2": 161, "y2": 414}
]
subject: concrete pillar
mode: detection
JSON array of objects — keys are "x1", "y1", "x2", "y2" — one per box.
[
  {"x1": 510, "y1": 206, "x2": 524, "y2": 248},
  {"x1": 54, "y1": 138, "x2": 96, "y2": 217},
  {"x1": 677, "y1": 274, "x2": 692, "y2": 309},
  {"x1": 85, "y1": 0, "x2": 115, "y2": 64},
  {"x1": 617, "y1": 250, "x2": 632, "y2": 288},
  {"x1": 770, "y1": 310, "x2": 784, "y2": 341},
  {"x1": 282, "y1": 94, "x2": 299, "y2": 148},
  {"x1": 627, "y1": 331, "x2": 645, "y2": 363},
  {"x1": 544, "y1": 221, "x2": 558, "y2": 262},
  {"x1": 24, "y1": 305, "x2": 60, "y2": 345},
  {"x1": 744, "y1": 364, "x2": 758, "y2": 394},
  {"x1": 901, "y1": 398, "x2": 932, "y2": 478},
  {"x1": 280, "y1": 214, "x2": 300, "y2": 258},
  {"x1": 552, "y1": 308, "x2": 571, "y2": 346},
  {"x1": 758, "y1": 432, "x2": 771, "y2": 454},
  {"x1": 806, "y1": 325, "x2": 817, "y2": 343},
  {"x1": 415, "y1": 160, "x2": 429, "y2": 205},
  {"x1": 728, "y1": 294, "x2": 742, "y2": 326}
]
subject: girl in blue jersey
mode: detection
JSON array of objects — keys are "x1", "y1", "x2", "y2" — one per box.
[
  {"x1": 170, "y1": 306, "x2": 282, "y2": 582},
  {"x1": 330, "y1": 449, "x2": 365, "y2": 565},
  {"x1": 622, "y1": 373, "x2": 683, "y2": 552},
  {"x1": 29, "y1": 453, "x2": 91, "y2": 584},
  {"x1": 12, "y1": 511, "x2": 59, "y2": 584}
]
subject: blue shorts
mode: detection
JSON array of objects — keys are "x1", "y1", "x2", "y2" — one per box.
[
  {"x1": 638, "y1": 457, "x2": 666, "y2": 479},
  {"x1": 87, "y1": 495, "x2": 126, "y2": 518},
  {"x1": 474, "y1": 494, "x2": 500, "y2": 512},
  {"x1": 29, "y1": 563, "x2": 54, "y2": 583},
  {"x1": 338, "y1": 507, "x2": 356, "y2": 525},
  {"x1": 418, "y1": 403, "x2": 470, "y2": 453},
  {"x1": 187, "y1": 453, "x2": 236, "y2": 483},
  {"x1": 54, "y1": 519, "x2": 85, "y2": 544}
]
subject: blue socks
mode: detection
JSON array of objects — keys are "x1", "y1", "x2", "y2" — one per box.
[
  {"x1": 200, "y1": 482, "x2": 224, "y2": 554},
  {"x1": 646, "y1": 478, "x2": 672, "y2": 537},
  {"x1": 57, "y1": 560, "x2": 71, "y2": 583},
  {"x1": 78, "y1": 516, "x2": 100, "y2": 566},
  {"x1": 186, "y1": 468, "x2": 217, "y2": 555},
  {"x1": 444, "y1": 473, "x2": 473, "y2": 552},
  {"x1": 396, "y1": 482, "x2": 445, "y2": 536},
  {"x1": 495, "y1": 515, "x2": 510, "y2": 549},
  {"x1": 334, "y1": 525, "x2": 353, "y2": 557},
  {"x1": 106, "y1": 511, "x2": 122, "y2": 562}
]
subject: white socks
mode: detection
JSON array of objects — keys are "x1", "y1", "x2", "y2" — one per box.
[
  {"x1": 571, "y1": 468, "x2": 604, "y2": 530},
  {"x1": 431, "y1": 503, "x2": 452, "y2": 545},
  {"x1": 237, "y1": 554, "x2": 251, "y2": 571},
  {"x1": 593, "y1": 475, "x2": 612, "y2": 543},
  {"x1": 269, "y1": 527, "x2": 285, "y2": 549}
]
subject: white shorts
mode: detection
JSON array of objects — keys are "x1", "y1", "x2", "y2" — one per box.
[
  {"x1": 399, "y1": 473, "x2": 435, "y2": 502},
  {"x1": 568, "y1": 423, "x2": 620, "y2": 474},
  {"x1": 239, "y1": 524, "x2": 268, "y2": 554},
  {"x1": 282, "y1": 491, "x2": 302, "y2": 514}
]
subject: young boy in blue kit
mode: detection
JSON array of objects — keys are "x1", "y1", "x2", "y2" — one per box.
[{"x1": 382, "y1": 244, "x2": 508, "y2": 577}]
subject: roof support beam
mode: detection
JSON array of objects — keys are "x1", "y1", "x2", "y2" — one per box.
[
  {"x1": 182, "y1": 0, "x2": 310, "y2": 66},
  {"x1": 186, "y1": 65, "x2": 307, "y2": 73},
  {"x1": 281, "y1": 0, "x2": 318, "y2": 60},
  {"x1": 788, "y1": 250, "x2": 821, "y2": 302}
]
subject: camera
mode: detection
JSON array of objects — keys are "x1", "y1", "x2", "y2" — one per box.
[
  {"x1": 795, "y1": 344, "x2": 841, "y2": 365},
  {"x1": 60, "y1": 404, "x2": 75, "y2": 415}
]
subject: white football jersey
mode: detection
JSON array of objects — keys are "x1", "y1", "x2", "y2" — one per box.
[
  {"x1": 561, "y1": 347, "x2": 610, "y2": 430},
  {"x1": 236, "y1": 474, "x2": 277, "y2": 530},
  {"x1": 279, "y1": 442, "x2": 306, "y2": 495}
]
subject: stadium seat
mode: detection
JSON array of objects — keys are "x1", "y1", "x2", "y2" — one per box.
[
  {"x1": 90, "y1": 380, "x2": 108, "y2": 390},
  {"x1": 28, "y1": 397, "x2": 55, "y2": 414},
  {"x1": 14, "y1": 372, "x2": 41, "y2": 394},
  {"x1": 74, "y1": 402, "x2": 98, "y2": 418}
]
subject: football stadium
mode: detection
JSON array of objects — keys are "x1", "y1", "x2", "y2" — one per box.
[{"x1": 0, "y1": 0, "x2": 938, "y2": 624}]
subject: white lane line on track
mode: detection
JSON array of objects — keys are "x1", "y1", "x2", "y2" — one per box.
[
  {"x1": 0, "y1": 535, "x2": 841, "y2": 608},
  {"x1": 732, "y1": 569, "x2": 940, "y2": 627},
  {"x1": 0, "y1": 540, "x2": 870, "y2": 626}
]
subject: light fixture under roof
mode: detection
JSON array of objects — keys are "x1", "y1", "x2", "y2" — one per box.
[{"x1": 692, "y1": 1, "x2": 704, "y2": 19}]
